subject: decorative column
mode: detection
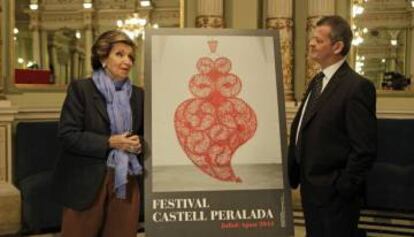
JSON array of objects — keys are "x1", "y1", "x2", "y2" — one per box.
[
  {"x1": 410, "y1": 11, "x2": 414, "y2": 84},
  {"x1": 306, "y1": 0, "x2": 335, "y2": 83},
  {"x1": 29, "y1": 11, "x2": 41, "y2": 67},
  {"x1": 79, "y1": 55, "x2": 85, "y2": 77},
  {"x1": 0, "y1": 2, "x2": 20, "y2": 228},
  {"x1": 0, "y1": 6, "x2": 21, "y2": 231},
  {"x1": 0, "y1": 1, "x2": 3, "y2": 96},
  {"x1": 388, "y1": 30, "x2": 400, "y2": 72},
  {"x1": 136, "y1": 38, "x2": 145, "y2": 86},
  {"x1": 72, "y1": 50, "x2": 79, "y2": 80},
  {"x1": 196, "y1": 0, "x2": 224, "y2": 28},
  {"x1": 0, "y1": 104, "x2": 20, "y2": 235},
  {"x1": 65, "y1": 52, "x2": 71, "y2": 84},
  {"x1": 0, "y1": 4, "x2": 21, "y2": 224},
  {"x1": 0, "y1": 0, "x2": 5, "y2": 98},
  {"x1": 40, "y1": 30, "x2": 49, "y2": 69},
  {"x1": 265, "y1": 0, "x2": 294, "y2": 101},
  {"x1": 83, "y1": 9, "x2": 93, "y2": 77},
  {"x1": 50, "y1": 44, "x2": 59, "y2": 85}
]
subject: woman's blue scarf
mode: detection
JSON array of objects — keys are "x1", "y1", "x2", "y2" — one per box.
[{"x1": 92, "y1": 69, "x2": 142, "y2": 199}]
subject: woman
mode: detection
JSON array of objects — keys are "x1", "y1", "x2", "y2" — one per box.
[{"x1": 52, "y1": 30, "x2": 144, "y2": 237}]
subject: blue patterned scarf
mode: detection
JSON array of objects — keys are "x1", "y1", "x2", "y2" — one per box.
[{"x1": 92, "y1": 69, "x2": 142, "y2": 199}]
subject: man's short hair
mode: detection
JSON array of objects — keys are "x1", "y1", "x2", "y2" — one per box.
[{"x1": 316, "y1": 15, "x2": 353, "y2": 56}]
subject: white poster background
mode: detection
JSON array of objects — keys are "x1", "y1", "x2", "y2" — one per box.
[{"x1": 152, "y1": 35, "x2": 282, "y2": 166}]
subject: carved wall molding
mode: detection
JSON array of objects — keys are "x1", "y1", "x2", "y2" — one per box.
[
  {"x1": 0, "y1": 1, "x2": 2, "y2": 95},
  {"x1": 14, "y1": 106, "x2": 61, "y2": 121},
  {"x1": 356, "y1": 12, "x2": 411, "y2": 29},
  {"x1": 32, "y1": 12, "x2": 84, "y2": 30},
  {"x1": 25, "y1": 3, "x2": 180, "y2": 31},
  {"x1": 266, "y1": 17, "x2": 294, "y2": 101},
  {"x1": 197, "y1": 0, "x2": 223, "y2": 16},
  {"x1": 305, "y1": 0, "x2": 335, "y2": 86},
  {"x1": 42, "y1": 0, "x2": 84, "y2": 11},
  {"x1": 266, "y1": 0, "x2": 292, "y2": 18},
  {"x1": 305, "y1": 16, "x2": 322, "y2": 85},
  {"x1": 358, "y1": 47, "x2": 392, "y2": 57},
  {"x1": 364, "y1": 0, "x2": 408, "y2": 11},
  {"x1": 94, "y1": 0, "x2": 135, "y2": 9},
  {"x1": 0, "y1": 104, "x2": 17, "y2": 184},
  {"x1": 195, "y1": 15, "x2": 224, "y2": 28},
  {"x1": 308, "y1": 0, "x2": 334, "y2": 18},
  {"x1": 152, "y1": 10, "x2": 180, "y2": 27}
]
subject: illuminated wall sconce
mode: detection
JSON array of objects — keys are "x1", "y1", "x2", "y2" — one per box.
[
  {"x1": 352, "y1": 31, "x2": 364, "y2": 46},
  {"x1": 140, "y1": 0, "x2": 151, "y2": 7},
  {"x1": 83, "y1": 0, "x2": 93, "y2": 9},
  {"x1": 352, "y1": 4, "x2": 364, "y2": 17},
  {"x1": 391, "y1": 40, "x2": 398, "y2": 46},
  {"x1": 76, "y1": 30, "x2": 82, "y2": 39},
  {"x1": 117, "y1": 13, "x2": 148, "y2": 39},
  {"x1": 13, "y1": 27, "x2": 19, "y2": 40},
  {"x1": 355, "y1": 54, "x2": 365, "y2": 74},
  {"x1": 29, "y1": 0, "x2": 38, "y2": 10}
]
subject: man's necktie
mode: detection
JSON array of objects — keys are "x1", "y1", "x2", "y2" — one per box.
[
  {"x1": 302, "y1": 72, "x2": 324, "y2": 125},
  {"x1": 295, "y1": 72, "x2": 324, "y2": 163}
]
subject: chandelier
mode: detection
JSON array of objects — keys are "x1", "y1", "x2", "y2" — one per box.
[
  {"x1": 351, "y1": 0, "x2": 368, "y2": 46},
  {"x1": 352, "y1": 0, "x2": 369, "y2": 17},
  {"x1": 117, "y1": 13, "x2": 148, "y2": 39}
]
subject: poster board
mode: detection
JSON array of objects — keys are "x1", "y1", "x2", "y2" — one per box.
[{"x1": 144, "y1": 29, "x2": 294, "y2": 237}]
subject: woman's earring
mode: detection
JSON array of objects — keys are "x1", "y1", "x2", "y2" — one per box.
[{"x1": 102, "y1": 62, "x2": 106, "y2": 68}]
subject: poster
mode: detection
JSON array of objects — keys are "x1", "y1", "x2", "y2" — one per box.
[{"x1": 144, "y1": 29, "x2": 294, "y2": 237}]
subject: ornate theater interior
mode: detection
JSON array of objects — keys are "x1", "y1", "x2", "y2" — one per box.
[{"x1": 0, "y1": 0, "x2": 413, "y2": 236}]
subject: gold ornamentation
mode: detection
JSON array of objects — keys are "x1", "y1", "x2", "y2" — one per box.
[
  {"x1": 306, "y1": 17, "x2": 322, "y2": 87},
  {"x1": 196, "y1": 15, "x2": 224, "y2": 28},
  {"x1": 266, "y1": 18, "x2": 294, "y2": 101}
]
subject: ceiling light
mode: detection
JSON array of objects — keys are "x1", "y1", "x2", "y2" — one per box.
[
  {"x1": 29, "y1": 0, "x2": 39, "y2": 10},
  {"x1": 117, "y1": 13, "x2": 148, "y2": 39},
  {"x1": 140, "y1": 0, "x2": 151, "y2": 7},
  {"x1": 29, "y1": 4, "x2": 38, "y2": 10},
  {"x1": 75, "y1": 31, "x2": 81, "y2": 39},
  {"x1": 83, "y1": 0, "x2": 93, "y2": 9},
  {"x1": 352, "y1": 5, "x2": 364, "y2": 17}
]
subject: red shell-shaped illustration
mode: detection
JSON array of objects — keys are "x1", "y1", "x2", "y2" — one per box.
[{"x1": 174, "y1": 56, "x2": 257, "y2": 182}]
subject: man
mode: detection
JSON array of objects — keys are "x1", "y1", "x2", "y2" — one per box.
[{"x1": 288, "y1": 15, "x2": 377, "y2": 237}]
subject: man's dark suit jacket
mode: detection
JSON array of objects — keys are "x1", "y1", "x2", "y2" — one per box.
[
  {"x1": 52, "y1": 78, "x2": 144, "y2": 211},
  {"x1": 288, "y1": 62, "x2": 377, "y2": 205}
]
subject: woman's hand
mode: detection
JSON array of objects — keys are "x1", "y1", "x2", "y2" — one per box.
[{"x1": 108, "y1": 133, "x2": 142, "y2": 154}]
